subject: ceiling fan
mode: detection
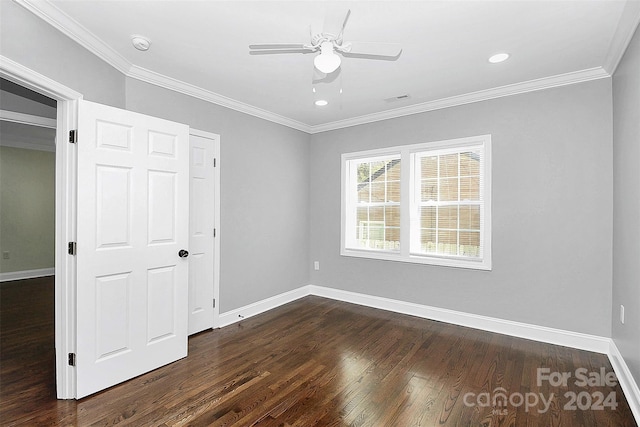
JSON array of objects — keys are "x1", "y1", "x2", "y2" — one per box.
[{"x1": 249, "y1": 9, "x2": 402, "y2": 76}]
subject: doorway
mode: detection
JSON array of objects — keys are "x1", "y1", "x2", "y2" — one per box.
[{"x1": 0, "y1": 78, "x2": 58, "y2": 402}]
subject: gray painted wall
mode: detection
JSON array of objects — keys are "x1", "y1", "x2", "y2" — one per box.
[
  {"x1": 612, "y1": 25, "x2": 640, "y2": 384},
  {"x1": 309, "y1": 79, "x2": 613, "y2": 337},
  {"x1": 0, "y1": 88, "x2": 56, "y2": 118},
  {"x1": 1, "y1": 0, "x2": 310, "y2": 314},
  {"x1": 0, "y1": 0, "x2": 125, "y2": 108},
  {"x1": 125, "y1": 78, "x2": 310, "y2": 313}
]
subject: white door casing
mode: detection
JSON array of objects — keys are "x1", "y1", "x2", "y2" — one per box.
[
  {"x1": 76, "y1": 100, "x2": 189, "y2": 398},
  {"x1": 188, "y1": 133, "x2": 216, "y2": 335}
]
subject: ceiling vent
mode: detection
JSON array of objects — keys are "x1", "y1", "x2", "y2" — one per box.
[{"x1": 384, "y1": 94, "x2": 411, "y2": 103}]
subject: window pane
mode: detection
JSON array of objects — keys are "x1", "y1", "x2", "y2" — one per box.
[
  {"x1": 460, "y1": 176, "x2": 479, "y2": 201},
  {"x1": 370, "y1": 161, "x2": 385, "y2": 179},
  {"x1": 421, "y1": 179, "x2": 438, "y2": 202},
  {"x1": 440, "y1": 178, "x2": 458, "y2": 201},
  {"x1": 386, "y1": 160, "x2": 401, "y2": 181},
  {"x1": 385, "y1": 227, "x2": 400, "y2": 250},
  {"x1": 369, "y1": 206, "x2": 384, "y2": 222},
  {"x1": 421, "y1": 229, "x2": 436, "y2": 253},
  {"x1": 438, "y1": 230, "x2": 458, "y2": 255},
  {"x1": 357, "y1": 163, "x2": 370, "y2": 183},
  {"x1": 370, "y1": 182, "x2": 385, "y2": 203},
  {"x1": 439, "y1": 154, "x2": 458, "y2": 178},
  {"x1": 356, "y1": 206, "x2": 368, "y2": 222},
  {"x1": 386, "y1": 205, "x2": 400, "y2": 227},
  {"x1": 421, "y1": 156, "x2": 438, "y2": 179},
  {"x1": 459, "y1": 205, "x2": 480, "y2": 230},
  {"x1": 460, "y1": 151, "x2": 480, "y2": 176},
  {"x1": 438, "y1": 206, "x2": 458, "y2": 230},
  {"x1": 357, "y1": 184, "x2": 369, "y2": 203},
  {"x1": 387, "y1": 180, "x2": 400, "y2": 202},
  {"x1": 420, "y1": 206, "x2": 436, "y2": 229},
  {"x1": 460, "y1": 231, "x2": 480, "y2": 257}
]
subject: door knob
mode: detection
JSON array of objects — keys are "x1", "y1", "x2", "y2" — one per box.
[{"x1": 178, "y1": 249, "x2": 189, "y2": 258}]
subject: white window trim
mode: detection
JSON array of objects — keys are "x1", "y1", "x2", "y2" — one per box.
[{"x1": 341, "y1": 135, "x2": 492, "y2": 270}]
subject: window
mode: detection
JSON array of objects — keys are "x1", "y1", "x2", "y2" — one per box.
[{"x1": 341, "y1": 135, "x2": 491, "y2": 270}]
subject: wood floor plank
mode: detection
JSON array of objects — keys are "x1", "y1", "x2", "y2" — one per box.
[{"x1": 0, "y1": 277, "x2": 637, "y2": 426}]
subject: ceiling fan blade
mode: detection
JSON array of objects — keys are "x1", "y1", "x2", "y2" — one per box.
[
  {"x1": 323, "y1": 8, "x2": 351, "y2": 38},
  {"x1": 249, "y1": 44, "x2": 309, "y2": 50},
  {"x1": 341, "y1": 41, "x2": 402, "y2": 58},
  {"x1": 249, "y1": 49, "x2": 314, "y2": 55}
]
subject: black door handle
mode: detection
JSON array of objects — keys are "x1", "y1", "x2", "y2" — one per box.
[{"x1": 178, "y1": 249, "x2": 189, "y2": 258}]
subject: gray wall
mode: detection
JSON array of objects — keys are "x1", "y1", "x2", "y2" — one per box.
[
  {"x1": 1, "y1": 0, "x2": 310, "y2": 313},
  {"x1": 612, "y1": 25, "x2": 640, "y2": 384},
  {"x1": 309, "y1": 79, "x2": 613, "y2": 337},
  {"x1": 125, "y1": 78, "x2": 310, "y2": 313},
  {"x1": 0, "y1": 88, "x2": 56, "y2": 118},
  {"x1": 0, "y1": 0, "x2": 125, "y2": 108}
]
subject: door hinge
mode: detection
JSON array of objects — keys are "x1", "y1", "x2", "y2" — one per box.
[
  {"x1": 213, "y1": 228, "x2": 216, "y2": 238},
  {"x1": 68, "y1": 242, "x2": 77, "y2": 255},
  {"x1": 69, "y1": 130, "x2": 77, "y2": 144},
  {"x1": 213, "y1": 298, "x2": 216, "y2": 308},
  {"x1": 213, "y1": 158, "x2": 217, "y2": 167},
  {"x1": 68, "y1": 353, "x2": 76, "y2": 366}
]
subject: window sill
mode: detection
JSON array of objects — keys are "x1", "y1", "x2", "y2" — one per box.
[{"x1": 341, "y1": 248, "x2": 492, "y2": 270}]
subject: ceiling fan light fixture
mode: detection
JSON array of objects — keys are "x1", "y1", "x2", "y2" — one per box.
[{"x1": 314, "y1": 41, "x2": 341, "y2": 74}]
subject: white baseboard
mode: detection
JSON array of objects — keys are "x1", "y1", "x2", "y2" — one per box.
[
  {"x1": 308, "y1": 285, "x2": 611, "y2": 354},
  {"x1": 217, "y1": 286, "x2": 312, "y2": 328},
  {"x1": 609, "y1": 340, "x2": 640, "y2": 421},
  {"x1": 217, "y1": 283, "x2": 639, "y2": 423},
  {"x1": 0, "y1": 267, "x2": 54, "y2": 282}
]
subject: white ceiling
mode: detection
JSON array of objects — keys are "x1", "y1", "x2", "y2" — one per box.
[{"x1": 18, "y1": 0, "x2": 640, "y2": 132}]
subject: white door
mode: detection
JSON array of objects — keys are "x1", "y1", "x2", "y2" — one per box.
[
  {"x1": 76, "y1": 100, "x2": 189, "y2": 398},
  {"x1": 188, "y1": 133, "x2": 215, "y2": 335}
]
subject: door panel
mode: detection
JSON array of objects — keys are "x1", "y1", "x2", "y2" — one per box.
[
  {"x1": 188, "y1": 134, "x2": 215, "y2": 335},
  {"x1": 76, "y1": 100, "x2": 189, "y2": 398}
]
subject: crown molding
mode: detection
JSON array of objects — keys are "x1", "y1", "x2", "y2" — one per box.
[
  {"x1": 603, "y1": 0, "x2": 640, "y2": 75},
  {"x1": 309, "y1": 67, "x2": 610, "y2": 134},
  {"x1": 15, "y1": 0, "x2": 131, "y2": 75},
  {"x1": 128, "y1": 65, "x2": 311, "y2": 133},
  {"x1": 14, "y1": 0, "x2": 625, "y2": 136}
]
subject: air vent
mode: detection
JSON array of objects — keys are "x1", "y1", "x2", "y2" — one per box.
[{"x1": 384, "y1": 94, "x2": 411, "y2": 103}]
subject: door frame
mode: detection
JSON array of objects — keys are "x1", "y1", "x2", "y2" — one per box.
[
  {"x1": 1, "y1": 55, "x2": 82, "y2": 398},
  {"x1": 189, "y1": 128, "x2": 221, "y2": 328}
]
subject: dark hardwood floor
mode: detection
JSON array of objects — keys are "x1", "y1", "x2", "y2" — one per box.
[{"x1": 0, "y1": 277, "x2": 636, "y2": 426}]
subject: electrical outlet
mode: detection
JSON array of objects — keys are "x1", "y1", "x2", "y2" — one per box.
[
  {"x1": 314, "y1": 261, "x2": 320, "y2": 271},
  {"x1": 620, "y1": 305, "x2": 625, "y2": 324},
  {"x1": 2, "y1": 251, "x2": 9, "y2": 260}
]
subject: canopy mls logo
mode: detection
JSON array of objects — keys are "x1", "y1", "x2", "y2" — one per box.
[{"x1": 463, "y1": 368, "x2": 619, "y2": 415}]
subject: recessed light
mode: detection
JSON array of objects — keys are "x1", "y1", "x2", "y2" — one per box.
[
  {"x1": 488, "y1": 53, "x2": 509, "y2": 63},
  {"x1": 315, "y1": 100, "x2": 328, "y2": 106},
  {"x1": 131, "y1": 35, "x2": 151, "y2": 51}
]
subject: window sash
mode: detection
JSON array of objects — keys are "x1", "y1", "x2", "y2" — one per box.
[
  {"x1": 410, "y1": 146, "x2": 485, "y2": 260},
  {"x1": 345, "y1": 154, "x2": 401, "y2": 252}
]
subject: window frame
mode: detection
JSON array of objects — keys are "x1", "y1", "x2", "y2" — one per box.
[{"x1": 341, "y1": 134, "x2": 492, "y2": 270}]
